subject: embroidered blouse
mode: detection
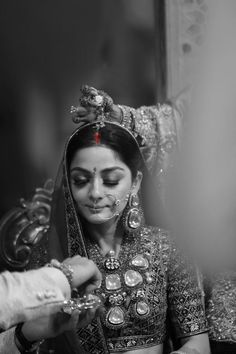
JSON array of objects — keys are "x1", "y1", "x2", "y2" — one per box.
[{"x1": 76, "y1": 226, "x2": 207, "y2": 353}]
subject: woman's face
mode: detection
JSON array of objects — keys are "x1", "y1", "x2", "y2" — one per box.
[{"x1": 70, "y1": 146, "x2": 140, "y2": 224}]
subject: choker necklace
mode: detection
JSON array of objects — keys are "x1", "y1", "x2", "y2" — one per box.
[{"x1": 86, "y1": 232, "x2": 154, "y2": 330}]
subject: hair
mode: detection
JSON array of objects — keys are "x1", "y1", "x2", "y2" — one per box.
[{"x1": 67, "y1": 123, "x2": 143, "y2": 179}]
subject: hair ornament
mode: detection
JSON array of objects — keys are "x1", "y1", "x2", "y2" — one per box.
[{"x1": 71, "y1": 85, "x2": 114, "y2": 144}]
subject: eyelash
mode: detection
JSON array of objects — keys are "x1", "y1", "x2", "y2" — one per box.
[
  {"x1": 104, "y1": 181, "x2": 119, "y2": 187},
  {"x1": 72, "y1": 179, "x2": 119, "y2": 187}
]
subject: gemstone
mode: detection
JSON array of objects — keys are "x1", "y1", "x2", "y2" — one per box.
[
  {"x1": 104, "y1": 252, "x2": 120, "y2": 270},
  {"x1": 124, "y1": 270, "x2": 143, "y2": 287},
  {"x1": 146, "y1": 276, "x2": 153, "y2": 284},
  {"x1": 131, "y1": 255, "x2": 149, "y2": 269},
  {"x1": 109, "y1": 293, "x2": 125, "y2": 306},
  {"x1": 94, "y1": 94, "x2": 104, "y2": 106},
  {"x1": 130, "y1": 194, "x2": 139, "y2": 207},
  {"x1": 105, "y1": 274, "x2": 121, "y2": 290},
  {"x1": 135, "y1": 289, "x2": 146, "y2": 299},
  {"x1": 107, "y1": 306, "x2": 124, "y2": 325},
  {"x1": 136, "y1": 301, "x2": 150, "y2": 316},
  {"x1": 127, "y1": 209, "x2": 142, "y2": 229}
]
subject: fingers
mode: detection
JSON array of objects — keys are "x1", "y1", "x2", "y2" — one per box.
[
  {"x1": 74, "y1": 106, "x2": 88, "y2": 117},
  {"x1": 84, "y1": 279, "x2": 101, "y2": 294},
  {"x1": 71, "y1": 104, "x2": 121, "y2": 124},
  {"x1": 70, "y1": 310, "x2": 80, "y2": 328},
  {"x1": 70, "y1": 85, "x2": 123, "y2": 125},
  {"x1": 64, "y1": 257, "x2": 102, "y2": 290},
  {"x1": 53, "y1": 310, "x2": 80, "y2": 334},
  {"x1": 77, "y1": 307, "x2": 98, "y2": 328}
]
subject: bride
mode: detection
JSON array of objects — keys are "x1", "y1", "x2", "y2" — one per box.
[{"x1": 20, "y1": 86, "x2": 209, "y2": 353}]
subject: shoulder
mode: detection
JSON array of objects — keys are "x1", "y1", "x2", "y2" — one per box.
[
  {"x1": 140, "y1": 225, "x2": 174, "y2": 265},
  {"x1": 140, "y1": 225, "x2": 172, "y2": 243}
]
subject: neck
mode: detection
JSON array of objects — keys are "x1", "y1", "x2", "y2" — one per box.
[{"x1": 84, "y1": 217, "x2": 124, "y2": 256}]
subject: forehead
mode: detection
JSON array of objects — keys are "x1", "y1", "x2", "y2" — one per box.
[{"x1": 70, "y1": 146, "x2": 127, "y2": 170}]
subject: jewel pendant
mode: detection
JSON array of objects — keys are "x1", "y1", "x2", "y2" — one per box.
[
  {"x1": 131, "y1": 254, "x2": 149, "y2": 269},
  {"x1": 108, "y1": 292, "x2": 126, "y2": 306},
  {"x1": 104, "y1": 250, "x2": 120, "y2": 271},
  {"x1": 105, "y1": 274, "x2": 121, "y2": 291},
  {"x1": 106, "y1": 306, "x2": 125, "y2": 329},
  {"x1": 127, "y1": 208, "x2": 142, "y2": 229},
  {"x1": 124, "y1": 270, "x2": 143, "y2": 287},
  {"x1": 136, "y1": 301, "x2": 150, "y2": 316}
]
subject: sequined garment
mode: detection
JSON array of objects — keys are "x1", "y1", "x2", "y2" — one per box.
[
  {"x1": 131, "y1": 103, "x2": 181, "y2": 174},
  {"x1": 74, "y1": 226, "x2": 207, "y2": 353},
  {"x1": 205, "y1": 272, "x2": 236, "y2": 344},
  {"x1": 0, "y1": 109, "x2": 206, "y2": 353}
]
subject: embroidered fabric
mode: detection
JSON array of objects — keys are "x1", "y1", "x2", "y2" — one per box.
[
  {"x1": 205, "y1": 272, "x2": 236, "y2": 344},
  {"x1": 24, "y1": 119, "x2": 206, "y2": 353},
  {"x1": 120, "y1": 103, "x2": 181, "y2": 175},
  {"x1": 76, "y1": 226, "x2": 207, "y2": 353}
]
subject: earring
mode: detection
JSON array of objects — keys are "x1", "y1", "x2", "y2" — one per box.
[{"x1": 124, "y1": 193, "x2": 142, "y2": 232}]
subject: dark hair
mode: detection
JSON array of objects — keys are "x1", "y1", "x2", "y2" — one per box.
[{"x1": 67, "y1": 123, "x2": 143, "y2": 179}]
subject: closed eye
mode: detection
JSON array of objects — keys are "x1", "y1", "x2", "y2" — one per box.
[
  {"x1": 72, "y1": 178, "x2": 89, "y2": 186},
  {"x1": 103, "y1": 180, "x2": 119, "y2": 187}
]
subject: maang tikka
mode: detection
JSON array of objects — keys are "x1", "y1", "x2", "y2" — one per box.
[
  {"x1": 71, "y1": 85, "x2": 115, "y2": 145},
  {"x1": 124, "y1": 193, "x2": 142, "y2": 231}
]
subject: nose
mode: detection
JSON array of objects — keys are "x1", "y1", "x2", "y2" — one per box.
[{"x1": 89, "y1": 178, "x2": 103, "y2": 201}]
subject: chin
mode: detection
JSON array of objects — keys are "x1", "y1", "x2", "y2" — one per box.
[{"x1": 83, "y1": 213, "x2": 115, "y2": 224}]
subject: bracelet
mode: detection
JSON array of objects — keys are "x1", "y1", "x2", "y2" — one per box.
[
  {"x1": 14, "y1": 323, "x2": 42, "y2": 353},
  {"x1": 118, "y1": 105, "x2": 134, "y2": 131},
  {"x1": 47, "y1": 259, "x2": 74, "y2": 291},
  {"x1": 171, "y1": 351, "x2": 187, "y2": 354}
]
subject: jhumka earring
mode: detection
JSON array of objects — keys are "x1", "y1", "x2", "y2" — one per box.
[{"x1": 124, "y1": 193, "x2": 142, "y2": 232}]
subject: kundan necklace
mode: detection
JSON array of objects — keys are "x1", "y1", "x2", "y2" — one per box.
[{"x1": 86, "y1": 231, "x2": 155, "y2": 330}]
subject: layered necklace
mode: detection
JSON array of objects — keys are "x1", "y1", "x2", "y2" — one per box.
[{"x1": 86, "y1": 230, "x2": 155, "y2": 330}]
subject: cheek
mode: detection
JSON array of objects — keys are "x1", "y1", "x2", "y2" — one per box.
[
  {"x1": 112, "y1": 178, "x2": 132, "y2": 209},
  {"x1": 70, "y1": 185, "x2": 88, "y2": 204}
]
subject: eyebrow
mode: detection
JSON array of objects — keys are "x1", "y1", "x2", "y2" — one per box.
[{"x1": 70, "y1": 167, "x2": 125, "y2": 174}]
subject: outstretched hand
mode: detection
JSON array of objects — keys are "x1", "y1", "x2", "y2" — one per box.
[
  {"x1": 63, "y1": 255, "x2": 102, "y2": 294},
  {"x1": 21, "y1": 295, "x2": 102, "y2": 341},
  {"x1": 71, "y1": 87, "x2": 122, "y2": 125}
]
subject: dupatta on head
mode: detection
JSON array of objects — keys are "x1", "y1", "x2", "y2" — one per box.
[{"x1": 48, "y1": 121, "x2": 167, "y2": 353}]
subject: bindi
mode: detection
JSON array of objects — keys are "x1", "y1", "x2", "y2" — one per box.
[
  {"x1": 92, "y1": 167, "x2": 97, "y2": 177},
  {"x1": 93, "y1": 131, "x2": 101, "y2": 144}
]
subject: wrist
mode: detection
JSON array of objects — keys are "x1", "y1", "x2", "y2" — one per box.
[
  {"x1": 44, "y1": 267, "x2": 71, "y2": 299},
  {"x1": 47, "y1": 259, "x2": 74, "y2": 292},
  {"x1": 118, "y1": 105, "x2": 133, "y2": 130},
  {"x1": 15, "y1": 323, "x2": 43, "y2": 353},
  {"x1": 21, "y1": 323, "x2": 40, "y2": 342},
  {"x1": 112, "y1": 105, "x2": 123, "y2": 124}
]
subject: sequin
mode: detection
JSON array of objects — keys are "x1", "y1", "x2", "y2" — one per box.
[{"x1": 124, "y1": 270, "x2": 143, "y2": 287}]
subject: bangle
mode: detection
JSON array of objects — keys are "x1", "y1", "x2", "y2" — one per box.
[
  {"x1": 14, "y1": 323, "x2": 42, "y2": 353},
  {"x1": 47, "y1": 259, "x2": 74, "y2": 291},
  {"x1": 118, "y1": 105, "x2": 133, "y2": 130}
]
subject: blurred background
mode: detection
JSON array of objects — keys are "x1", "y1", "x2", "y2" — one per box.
[
  {"x1": 0, "y1": 0, "x2": 209, "y2": 217},
  {"x1": 2, "y1": 0, "x2": 236, "y2": 269},
  {"x1": 0, "y1": 0, "x2": 162, "y2": 216}
]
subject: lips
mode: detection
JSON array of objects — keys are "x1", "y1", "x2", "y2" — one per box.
[{"x1": 86, "y1": 205, "x2": 106, "y2": 210}]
